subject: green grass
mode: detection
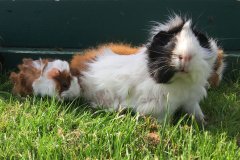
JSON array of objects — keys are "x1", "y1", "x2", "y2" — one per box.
[{"x1": 0, "y1": 72, "x2": 240, "y2": 159}]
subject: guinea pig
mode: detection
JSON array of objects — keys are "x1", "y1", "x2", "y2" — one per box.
[
  {"x1": 71, "y1": 15, "x2": 219, "y2": 123},
  {"x1": 10, "y1": 58, "x2": 80, "y2": 100}
]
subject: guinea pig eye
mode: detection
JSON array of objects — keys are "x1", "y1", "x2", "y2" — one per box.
[{"x1": 61, "y1": 82, "x2": 69, "y2": 90}]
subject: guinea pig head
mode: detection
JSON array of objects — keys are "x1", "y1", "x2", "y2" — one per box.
[
  {"x1": 47, "y1": 67, "x2": 80, "y2": 99},
  {"x1": 147, "y1": 15, "x2": 218, "y2": 84}
]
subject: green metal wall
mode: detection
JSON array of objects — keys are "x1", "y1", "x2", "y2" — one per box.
[{"x1": 0, "y1": 0, "x2": 239, "y2": 69}]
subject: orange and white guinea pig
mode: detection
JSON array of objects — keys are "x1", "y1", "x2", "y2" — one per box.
[
  {"x1": 71, "y1": 15, "x2": 221, "y2": 123},
  {"x1": 10, "y1": 58, "x2": 80, "y2": 100}
]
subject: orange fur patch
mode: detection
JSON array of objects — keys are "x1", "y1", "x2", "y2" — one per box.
[
  {"x1": 47, "y1": 68, "x2": 60, "y2": 79},
  {"x1": 70, "y1": 43, "x2": 140, "y2": 76},
  {"x1": 103, "y1": 43, "x2": 139, "y2": 55},
  {"x1": 214, "y1": 49, "x2": 224, "y2": 71},
  {"x1": 10, "y1": 58, "x2": 48, "y2": 96},
  {"x1": 70, "y1": 49, "x2": 100, "y2": 76},
  {"x1": 208, "y1": 49, "x2": 225, "y2": 87}
]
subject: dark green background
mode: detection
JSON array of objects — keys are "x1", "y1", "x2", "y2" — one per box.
[{"x1": 0, "y1": 0, "x2": 239, "y2": 69}]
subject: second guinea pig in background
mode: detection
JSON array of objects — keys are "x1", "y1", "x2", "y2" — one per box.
[{"x1": 10, "y1": 58, "x2": 81, "y2": 100}]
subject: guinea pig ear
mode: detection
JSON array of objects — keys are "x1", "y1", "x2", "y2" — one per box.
[
  {"x1": 153, "y1": 31, "x2": 172, "y2": 46},
  {"x1": 47, "y1": 68, "x2": 60, "y2": 79},
  {"x1": 151, "y1": 15, "x2": 185, "y2": 46}
]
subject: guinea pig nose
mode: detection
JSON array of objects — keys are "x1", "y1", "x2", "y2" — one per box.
[
  {"x1": 183, "y1": 55, "x2": 192, "y2": 62},
  {"x1": 178, "y1": 55, "x2": 183, "y2": 60}
]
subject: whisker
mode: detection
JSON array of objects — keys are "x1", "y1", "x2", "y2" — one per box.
[
  {"x1": 149, "y1": 65, "x2": 171, "y2": 75},
  {"x1": 150, "y1": 62, "x2": 169, "y2": 66},
  {"x1": 148, "y1": 49, "x2": 172, "y2": 55}
]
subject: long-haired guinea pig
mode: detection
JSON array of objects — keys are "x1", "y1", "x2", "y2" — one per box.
[
  {"x1": 71, "y1": 15, "x2": 219, "y2": 123},
  {"x1": 10, "y1": 58, "x2": 80, "y2": 99}
]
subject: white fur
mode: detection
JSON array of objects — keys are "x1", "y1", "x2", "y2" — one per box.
[
  {"x1": 42, "y1": 60, "x2": 70, "y2": 75},
  {"x1": 32, "y1": 76, "x2": 57, "y2": 97},
  {"x1": 32, "y1": 59, "x2": 45, "y2": 70},
  {"x1": 80, "y1": 19, "x2": 218, "y2": 122}
]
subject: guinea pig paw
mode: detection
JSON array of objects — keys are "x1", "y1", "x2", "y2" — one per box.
[
  {"x1": 202, "y1": 115, "x2": 209, "y2": 126},
  {"x1": 195, "y1": 116, "x2": 208, "y2": 126},
  {"x1": 56, "y1": 95, "x2": 64, "y2": 102}
]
